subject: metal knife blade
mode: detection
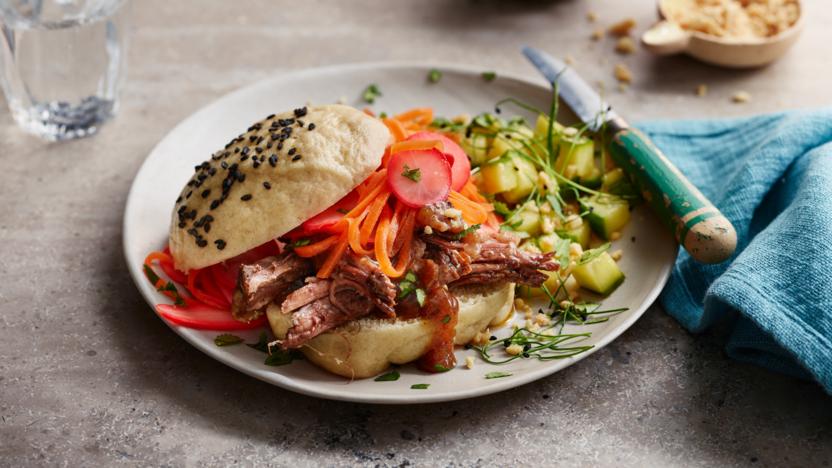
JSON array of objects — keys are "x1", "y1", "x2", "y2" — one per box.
[{"x1": 522, "y1": 46, "x2": 620, "y2": 132}]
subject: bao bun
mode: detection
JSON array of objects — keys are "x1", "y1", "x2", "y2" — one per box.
[
  {"x1": 169, "y1": 105, "x2": 390, "y2": 272},
  {"x1": 266, "y1": 283, "x2": 515, "y2": 378}
]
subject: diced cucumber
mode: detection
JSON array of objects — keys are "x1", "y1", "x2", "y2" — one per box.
[
  {"x1": 601, "y1": 168, "x2": 626, "y2": 191},
  {"x1": 556, "y1": 221, "x2": 591, "y2": 249},
  {"x1": 581, "y1": 196, "x2": 630, "y2": 240},
  {"x1": 601, "y1": 168, "x2": 638, "y2": 199},
  {"x1": 501, "y1": 154, "x2": 538, "y2": 203},
  {"x1": 536, "y1": 233, "x2": 561, "y2": 253},
  {"x1": 534, "y1": 114, "x2": 565, "y2": 141},
  {"x1": 480, "y1": 156, "x2": 517, "y2": 194},
  {"x1": 572, "y1": 252, "x2": 625, "y2": 296},
  {"x1": 487, "y1": 135, "x2": 516, "y2": 160},
  {"x1": 555, "y1": 137, "x2": 596, "y2": 180},
  {"x1": 582, "y1": 167, "x2": 603, "y2": 189},
  {"x1": 507, "y1": 202, "x2": 541, "y2": 236},
  {"x1": 461, "y1": 134, "x2": 490, "y2": 167}
]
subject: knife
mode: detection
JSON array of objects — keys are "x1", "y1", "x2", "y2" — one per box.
[{"x1": 522, "y1": 46, "x2": 736, "y2": 264}]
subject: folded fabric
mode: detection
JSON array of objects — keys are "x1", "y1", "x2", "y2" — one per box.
[{"x1": 637, "y1": 109, "x2": 832, "y2": 394}]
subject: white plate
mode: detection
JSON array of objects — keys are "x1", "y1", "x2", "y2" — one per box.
[{"x1": 124, "y1": 62, "x2": 677, "y2": 404}]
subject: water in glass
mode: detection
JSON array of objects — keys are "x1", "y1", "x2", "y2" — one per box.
[{"x1": 0, "y1": 0, "x2": 130, "y2": 140}]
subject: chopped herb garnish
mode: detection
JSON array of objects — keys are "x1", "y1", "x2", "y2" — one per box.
[
  {"x1": 485, "y1": 371, "x2": 512, "y2": 379},
  {"x1": 441, "y1": 315, "x2": 451, "y2": 324},
  {"x1": 290, "y1": 238, "x2": 311, "y2": 248},
  {"x1": 482, "y1": 71, "x2": 497, "y2": 82},
  {"x1": 414, "y1": 289, "x2": 426, "y2": 307},
  {"x1": 336, "y1": 208, "x2": 349, "y2": 214},
  {"x1": 428, "y1": 68, "x2": 442, "y2": 83},
  {"x1": 247, "y1": 331, "x2": 270, "y2": 353},
  {"x1": 398, "y1": 271, "x2": 426, "y2": 307},
  {"x1": 375, "y1": 370, "x2": 401, "y2": 382},
  {"x1": 434, "y1": 364, "x2": 451, "y2": 372},
  {"x1": 379, "y1": 111, "x2": 388, "y2": 119},
  {"x1": 362, "y1": 84, "x2": 382, "y2": 104},
  {"x1": 143, "y1": 264, "x2": 185, "y2": 306},
  {"x1": 214, "y1": 334, "x2": 244, "y2": 347},
  {"x1": 492, "y1": 200, "x2": 512, "y2": 217},
  {"x1": 401, "y1": 164, "x2": 422, "y2": 182},
  {"x1": 411, "y1": 383, "x2": 430, "y2": 389},
  {"x1": 452, "y1": 224, "x2": 481, "y2": 240},
  {"x1": 264, "y1": 350, "x2": 295, "y2": 366}
]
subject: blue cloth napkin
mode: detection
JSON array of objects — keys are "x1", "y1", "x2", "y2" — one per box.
[{"x1": 637, "y1": 109, "x2": 832, "y2": 394}]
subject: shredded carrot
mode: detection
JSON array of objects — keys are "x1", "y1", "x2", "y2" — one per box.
[
  {"x1": 360, "y1": 189, "x2": 390, "y2": 245},
  {"x1": 394, "y1": 108, "x2": 434, "y2": 126},
  {"x1": 388, "y1": 201, "x2": 406, "y2": 253},
  {"x1": 392, "y1": 209, "x2": 416, "y2": 270},
  {"x1": 317, "y1": 232, "x2": 349, "y2": 279},
  {"x1": 348, "y1": 214, "x2": 373, "y2": 255},
  {"x1": 374, "y1": 207, "x2": 403, "y2": 278},
  {"x1": 144, "y1": 251, "x2": 173, "y2": 268},
  {"x1": 383, "y1": 118, "x2": 408, "y2": 142},
  {"x1": 449, "y1": 191, "x2": 489, "y2": 225},
  {"x1": 294, "y1": 235, "x2": 339, "y2": 257},
  {"x1": 390, "y1": 139, "x2": 443, "y2": 155}
]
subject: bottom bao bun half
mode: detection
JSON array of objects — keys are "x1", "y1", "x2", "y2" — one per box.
[{"x1": 266, "y1": 283, "x2": 515, "y2": 379}]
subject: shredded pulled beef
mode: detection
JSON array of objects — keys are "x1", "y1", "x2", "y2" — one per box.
[
  {"x1": 231, "y1": 211, "x2": 558, "y2": 350},
  {"x1": 450, "y1": 236, "x2": 558, "y2": 288},
  {"x1": 231, "y1": 254, "x2": 312, "y2": 321}
]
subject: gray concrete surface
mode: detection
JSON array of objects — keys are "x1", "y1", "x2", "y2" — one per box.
[{"x1": 1, "y1": 0, "x2": 831, "y2": 466}]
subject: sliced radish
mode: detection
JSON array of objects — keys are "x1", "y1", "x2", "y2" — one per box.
[
  {"x1": 407, "y1": 131, "x2": 471, "y2": 191},
  {"x1": 157, "y1": 303, "x2": 267, "y2": 330},
  {"x1": 387, "y1": 148, "x2": 452, "y2": 207},
  {"x1": 300, "y1": 189, "x2": 359, "y2": 234}
]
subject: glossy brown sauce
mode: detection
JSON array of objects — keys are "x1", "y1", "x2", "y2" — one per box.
[{"x1": 414, "y1": 259, "x2": 459, "y2": 372}]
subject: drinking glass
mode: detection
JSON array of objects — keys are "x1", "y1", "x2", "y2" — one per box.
[{"x1": 0, "y1": 0, "x2": 130, "y2": 141}]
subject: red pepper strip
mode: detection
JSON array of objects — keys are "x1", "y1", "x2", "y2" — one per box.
[
  {"x1": 156, "y1": 304, "x2": 266, "y2": 330},
  {"x1": 186, "y1": 269, "x2": 228, "y2": 310}
]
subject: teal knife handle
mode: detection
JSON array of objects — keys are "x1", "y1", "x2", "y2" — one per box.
[{"x1": 608, "y1": 123, "x2": 737, "y2": 264}]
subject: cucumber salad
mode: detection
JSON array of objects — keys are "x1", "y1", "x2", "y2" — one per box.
[{"x1": 429, "y1": 95, "x2": 640, "y2": 363}]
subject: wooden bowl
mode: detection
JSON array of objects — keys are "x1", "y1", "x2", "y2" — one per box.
[{"x1": 641, "y1": 0, "x2": 804, "y2": 68}]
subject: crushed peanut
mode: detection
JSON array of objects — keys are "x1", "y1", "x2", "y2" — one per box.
[
  {"x1": 587, "y1": 11, "x2": 598, "y2": 22},
  {"x1": 472, "y1": 331, "x2": 490, "y2": 346},
  {"x1": 506, "y1": 344, "x2": 524, "y2": 356},
  {"x1": 534, "y1": 313, "x2": 551, "y2": 326},
  {"x1": 611, "y1": 249, "x2": 623, "y2": 261},
  {"x1": 465, "y1": 356, "x2": 475, "y2": 369},
  {"x1": 664, "y1": 0, "x2": 800, "y2": 39},
  {"x1": 695, "y1": 84, "x2": 708, "y2": 97},
  {"x1": 615, "y1": 37, "x2": 637, "y2": 54},
  {"x1": 514, "y1": 298, "x2": 530, "y2": 312},
  {"x1": 564, "y1": 54, "x2": 575, "y2": 65},
  {"x1": 561, "y1": 126, "x2": 579, "y2": 137},
  {"x1": 610, "y1": 231, "x2": 622, "y2": 241},
  {"x1": 591, "y1": 28, "x2": 604, "y2": 41},
  {"x1": 732, "y1": 91, "x2": 751, "y2": 103},
  {"x1": 423, "y1": 225, "x2": 434, "y2": 235},
  {"x1": 614, "y1": 64, "x2": 633, "y2": 83},
  {"x1": 608, "y1": 18, "x2": 637, "y2": 36},
  {"x1": 443, "y1": 208, "x2": 462, "y2": 219}
]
